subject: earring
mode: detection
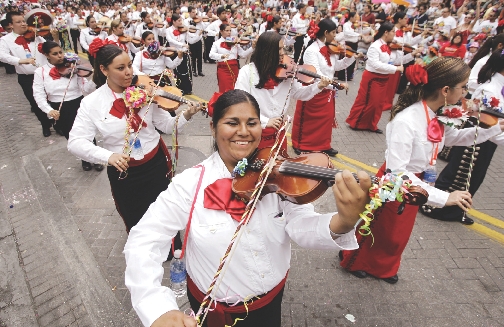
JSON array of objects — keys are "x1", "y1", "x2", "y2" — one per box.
[{"x1": 444, "y1": 95, "x2": 447, "y2": 107}]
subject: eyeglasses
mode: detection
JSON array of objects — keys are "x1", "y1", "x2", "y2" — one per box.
[{"x1": 452, "y1": 84, "x2": 468, "y2": 93}]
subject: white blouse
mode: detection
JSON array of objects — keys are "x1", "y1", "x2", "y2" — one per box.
[
  {"x1": 67, "y1": 83, "x2": 188, "y2": 165},
  {"x1": 365, "y1": 39, "x2": 412, "y2": 75},
  {"x1": 165, "y1": 26, "x2": 187, "y2": 49},
  {"x1": 124, "y1": 151, "x2": 358, "y2": 327},
  {"x1": 0, "y1": 33, "x2": 47, "y2": 75},
  {"x1": 33, "y1": 63, "x2": 96, "y2": 115},
  {"x1": 291, "y1": 13, "x2": 309, "y2": 34},
  {"x1": 384, "y1": 101, "x2": 502, "y2": 207},
  {"x1": 79, "y1": 28, "x2": 107, "y2": 52},
  {"x1": 135, "y1": 23, "x2": 161, "y2": 40},
  {"x1": 303, "y1": 39, "x2": 355, "y2": 78},
  {"x1": 235, "y1": 63, "x2": 323, "y2": 128},
  {"x1": 132, "y1": 49, "x2": 183, "y2": 76},
  {"x1": 209, "y1": 38, "x2": 254, "y2": 62}
]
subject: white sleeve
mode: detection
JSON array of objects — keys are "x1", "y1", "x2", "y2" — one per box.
[
  {"x1": 132, "y1": 51, "x2": 142, "y2": 73},
  {"x1": 444, "y1": 123, "x2": 502, "y2": 147},
  {"x1": 0, "y1": 39, "x2": 20, "y2": 66},
  {"x1": 489, "y1": 131, "x2": 504, "y2": 145},
  {"x1": 366, "y1": 46, "x2": 397, "y2": 74},
  {"x1": 343, "y1": 23, "x2": 360, "y2": 37},
  {"x1": 290, "y1": 79, "x2": 323, "y2": 101},
  {"x1": 209, "y1": 40, "x2": 221, "y2": 61},
  {"x1": 32, "y1": 69, "x2": 53, "y2": 116},
  {"x1": 79, "y1": 77, "x2": 97, "y2": 96},
  {"x1": 79, "y1": 31, "x2": 89, "y2": 51},
  {"x1": 151, "y1": 104, "x2": 189, "y2": 133},
  {"x1": 165, "y1": 55, "x2": 182, "y2": 69}
]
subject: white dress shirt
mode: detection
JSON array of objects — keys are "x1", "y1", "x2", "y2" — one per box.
[
  {"x1": 79, "y1": 28, "x2": 107, "y2": 52},
  {"x1": 205, "y1": 18, "x2": 224, "y2": 39},
  {"x1": 184, "y1": 17, "x2": 204, "y2": 44},
  {"x1": 33, "y1": 63, "x2": 96, "y2": 115},
  {"x1": 124, "y1": 151, "x2": 358, "y2": 327},
  {"x1": 0, "y1": 33, "x2": 47, "y2": 75},
  {"x1": 303, "y1": 39, "x2": 356, "y2": 78},
  {"x1": 135, "y1": 23, "x2": 161, "y2": 40},
  {"x1": 393, "y1": 27, "x2": 422, "y2": 46},
  {"x1": 384, "y1": 101, "x2": 502, "y2": 207},
  {"x1": 468, "y1": 55, "x2": 489, "y2": 93},
  {"x1": 106, "y1": 33, "x2": 140, "y2": 59},
  {"x1": 235, "y1": 62, "x2": 323, "y2": 127},
  {"x1": 291, "y1": 13, "x2": 309, "y2": 34},
  {"x1": 343, "y1": 21, "x2": 360, "y2": 43},
  {"x1": 165, "y1": 26, "x2": 187, "y2": 49},
  {"x1": 365, "y1": 39, "x2": 412, "y2": 74},
  {"x1": 209, "y1": 38, "x2": 253, "y2": 62},
  {"x1": 132, "y1": 49, "x2": 183, "y2": 76},
  {"x1": 68, "y1": 83, "x2": 189, "y2": 165}
]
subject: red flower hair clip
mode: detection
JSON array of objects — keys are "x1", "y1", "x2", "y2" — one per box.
[
  {"x1": 307, "y1": 21, "x2": 320, "y2": 39},
  {"x1": 207, "y1": 92, "x2": 222, "y2": 117},
  {"x1": 37, "y1": 43, "x2": 44, "y2": 54},
  {"x1": 267, "y1": 15, "x2": 273, "y2": 22},
  {"x1": 405, "y1": 64, "x2": 428, "y2": 86},
  {"x1": 88, "y1": 38, "x2": 116, "y2": 58}
]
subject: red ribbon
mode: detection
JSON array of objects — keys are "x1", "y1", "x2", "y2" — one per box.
[
  {"x1": 263, "y1": 77, "x2": 279, "y2": 90},
  {"x1": 307, "y1": 21, "x2": 319, "y2": 39},
  {"x1": 49, "y1": 66, "x2": 61, "y2": 80},
  {"x1": 109, "y1": 98, "x2": 147, "y2": 132},
  {"x1": 206, "y1": 92, "x2": 221, "y2": 117},
  {"x1": 395, "y1": 29, "x2": 404, "y2": 37},
  {"x1": 427, "y1": 116, "x2": 444, "y2": 143},
  {"x1": 203, "y1": 178, "x2": 247, "y2": 222},
  {"x1": 37, "y1": 43, "x2": 44, "y2": 54},
  {"x1": 220, "y1": 42, "x2": 231, "y2": 50},
  {"x1": 405, "y1": 64, "x2": 428, "y2": 86},
  {"x1": 300, "y1": 15, "x2": 305, "y2": 20},
  {"x1": 142, "y1": 51, "x2": 150, "y2": 59},
  {"x1": 173, "y1": 29, "x2": 181, "y2": 36},
  {"x1": 380, "y1": 44, "x2": 391, "y2": 55},
  {"x1": 319, "y1": 46, "x2": 332, "y2": 66},
  {"x1": 15, "y1": 35, "x2": 30, "y2": 51}
]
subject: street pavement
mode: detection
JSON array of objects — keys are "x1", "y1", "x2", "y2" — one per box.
[{"x1": 0, "y1": 57, "x2": 503, "y2": 327}]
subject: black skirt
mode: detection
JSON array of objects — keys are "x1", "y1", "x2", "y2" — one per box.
[{"x1": 48, "y1": 96, "x2": 83, "y2": 139}]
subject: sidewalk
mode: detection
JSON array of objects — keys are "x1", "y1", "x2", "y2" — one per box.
[{"x1": 0, "y1": 61, "x2": 503, "y2": 327}]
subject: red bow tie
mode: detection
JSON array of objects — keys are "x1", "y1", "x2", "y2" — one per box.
[
  {"x1": 395, "y1": 29, "x2": 404, "y2": 37},
  {"x1": 109, "y1": 98, "x2": 147, "y2": 132},
  {"x1": 220, "y1": 42, "x2": 231, "y2": 50},
  {"x1": 204, "y1": 178, "x2": 247, "y2": 222},
  {"x1": 263, "y1": 77, "x2": 279, "y2": 90},
  {"x1": 15, "y1": 35, "x2": 30, "y2": 51},
  {"x1": 427, "y1": 117, "x2": 444, "y2": 143},
  {"x1": 380, "y1": 44, "x2": 391, "y2": 55},
  {"x1": 319, "y1": 46, "x2": 332, "y2": 66},
  {"x1": 300, "y1": 15, "x2": 305, "y2": 20},
  {"x1": 49, "y1": 66, "x2": 62, "y2": 80},
  {"x1": 173, "y1": 29, "x2": 181, "y2": 36}
]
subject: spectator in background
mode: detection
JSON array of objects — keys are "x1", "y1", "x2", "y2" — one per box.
[
  {"x1": 361, "y1": 5, "x2": 375, "y2": 25},
  {"x1": 439, "y1": 33, "x2": 467, "y2": 59},
  {"x1": 411, "y1": 4, "x2": 429, "y2": 27},
  {"x1": 434, "y1": 7, "x2": 458, "y2": 35}
]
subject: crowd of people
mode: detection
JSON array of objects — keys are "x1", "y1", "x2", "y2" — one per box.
[{"x1": 1, "y1": 0, "x2": 504, "y2": 326}]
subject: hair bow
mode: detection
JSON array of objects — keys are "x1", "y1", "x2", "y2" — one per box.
[
  {"x1": 405, "y1": 64, "x2": 428, "y2": 86},
  {"x1": 499, "y1": 19, "x2": 504, "y2": 27},
  {"x1": 88, "y1": 38, "x2": 115, "y2": 58},
  {"x1": 266, "y1": 15, "x2": 273, "y2": 22},
  {"x1": 166, "y1": 17, "x2": 172, "y2": 23},
  {"x1": 307, "y1": 21, "x2": 319, "y2": 39},
  {"x1": 207, "y1": 92, "x2": 222, "y2": 117},
  {"x1": 37, "y1": 43, "x2": 44, "y2": 54}
]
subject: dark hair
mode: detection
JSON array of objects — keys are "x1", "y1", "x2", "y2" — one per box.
[
  {"x1": 140, "y1": 11, "x2": 148, "y2": 20},
  {"x1": 41, "y1": 40, "x2": 60, "y2": 54},
  {"x1": 296, "y1": 3, "x2": 306, "y2": 10},
  {"x1": 477, "y1": 48, "x2": 504, "y2": 84},
  {"x1": 0, "y1": 19, "x2": 8, "y2": 29},
  {"x1": 6, "y1": 11, "x2": 23, "y2": 24},
  {"x1": 306, "y1": 18, "x2": 336, "y2": 48},
  {"x1": 266, "y1": 15, "x2": 281, "y2": 31},
  {"x1": 170, "y1": 13, "x2": 181, "y2": 26},
  {"x1": 92, "y1": 44, "x2": 125, "y2": 87},
  {"x1": 398, "y1": 5, "x2": 406, "y2": 11},
  {"x1": 374, "y1": 22, "x2": 394, "y2": 41},
  {"x1": 348, "y1": 12, "x2": 357, "y2": 20},
  {"x1": 211, "y1": 89, "x2": 260, "y2": 151},
  {"x1": 419, "y1": 4, "x2": 427, "y2": 10},
  {"x1": 393, "y1": 11, "x2": 406, "y2": 24},
  {"x1": 188, "y1": 6, "x2": 194, "y2": 12},
  {"x1": 217, "y1": 7, "x2": 226, "y2": 16},
  {"x1": 469, "y1": 34, "x2": 504, "y2": 68},
  {"x1": 251, "y1": 31, "x2": 282, "y2": 88},
  {"x1": 141, "y1": 30, "x2": 154, "y2": 40},
  {"x1": 451, "y1": 33, "x2": 463, "y2": 46},
  {"x1": 85, "y1": 15, "x2": 94, "y2": 27},
  {"x1": 391, "y1": 57, "x2": 470, "y2": 119}
]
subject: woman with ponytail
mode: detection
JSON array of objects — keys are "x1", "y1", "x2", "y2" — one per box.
[
  {"x1": 33, "y1": 41, "x2": 96, "y2": 170},
  {"x1": 340, "y1": 57, "x2": 504, "y2": 284},
  {"x1": 346, "y1": 22, "x2": 412, "y2": 133},
  {"x1": 68, "y1": 39, "x2": 200, "y2": 234},
  {"x1": 265, "y1": 15, "x2": 295, "y2": 47},
  {"x1": 291, "y1": 18, "x2": 357, "y2": 157},
  {"x1": 422, "y1": 50, "x2": 504, "y2": 224},
  {"x1": 467, "y1": 33, "x2": 504, "y2": 93}
]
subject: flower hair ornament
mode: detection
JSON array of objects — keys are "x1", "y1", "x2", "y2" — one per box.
[
  {"x1": 147, "y1": 41, "x2": 160, "y2": 55},
  {"x1": 206, "y1": 92, "x2": 222, "y2": 117},
  {"x1": 266, "y1": 15, "x2": 273, "y2": 23},
  {"x1": 405, "y1": 64, "x2": 428, "y2": 86},
  {"x1": 37, "y1": 43, "x2": 44, "y2": 54},
  {"x1": 307, "y1": 20, "x2": 320, "y2": 39},
  {"x1": 88, "y1": 38, "x2": 116, "y2": 58}
]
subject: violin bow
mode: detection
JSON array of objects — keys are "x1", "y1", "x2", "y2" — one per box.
[{"x1": 57, "y1": 64, "x2": 77, "y2": 112}]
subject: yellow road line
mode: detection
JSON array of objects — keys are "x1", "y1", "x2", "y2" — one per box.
[
  {"x1": 78, "y1": 53, "x2": 88, "y2": 60},
  {"x1": 467, "y1": 209, "x2": 504, "y2": 230},
  {"x1": 185, "y1": 93, "x2": 207, "y2": 103},
  {"x1": 337, "y1": 153, "x2": 379, "y2": 174},
  {"x1": 466, "y1": 223, "x2": 504, "y2": 245}
]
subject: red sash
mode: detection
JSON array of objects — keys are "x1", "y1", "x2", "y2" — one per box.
[{"x1": 187, "y1": 273, "x2": 287, "y2": 327}]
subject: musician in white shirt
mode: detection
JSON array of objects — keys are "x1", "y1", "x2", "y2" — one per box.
[
  {"x1": 33, "y1": 41, "x2": 97, "y2": 170},
  {"x1": 135, "y1": 12, "x2": 161, "y2": 41},
  {"x1": 165, "y1": 14, "x2": 193, "y2": 95},
  {"x1": 205, "y1": 6, "x2": 228, "y2": 42},
  {"x1": 79, "y1": 15, "x2": 107, "y2": 66},
  {"x1": 106, "y1": 19, "x2": 140, "y2": 61},
  {"x1": 124, "y1": 88, "x2": 371, "y2": 327},
  {"x1": 185, "y1": 6, "x2": 205, "y2": 76},
  {"x1": 338, "y1": 12, "x2": 362, "y2": 81},
  {"x1": 291, "y1": 3, "x2": 309, "y2": 62}
]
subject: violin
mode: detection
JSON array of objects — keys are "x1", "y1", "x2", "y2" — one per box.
[
  {"x1": 93, "y1": 26, "x2": 109, "y2": 33},
  {"x1": 192, "y1": 16, "x2": 202, "y2": 23},
  {"x1": 132, "y1": 75, "x2": 207, "y2": 111},
  {"x1": 276, "y1": 56, "x2": 347, "y2": 91},
  {"x1": 389, "y1": 42, "x2": 414, "y2": 54},
  {"x1": 202, "y1": 17, "x2": 210, "y2": 22},
  {"x1": 232, "y1": 148, "x2": 429, "y2": 207},
  {"x1": 177, "y1": 26, "x2": 188, "y2": 33},
  {"x1": 462, "y1": 98, "x2": 504, "y2": 128},
  {"x1": 147, "y1": 22, "x2": 165, "y2": 29},
  {"x1": 118, "y1": 35, "x2": 142, "y2": 47},
  {"x1": 23, "y1": 26, "x2": 51, "y2": 41},
  {"x1": 326, "y1": 41, "x2": 358, "y2": 58},
  {"x1": 225, "y1": 37, "x2": 251, "y2": 47},
  {"x1": 57, "y1": 63, "x2": 93, "y2": 78}
]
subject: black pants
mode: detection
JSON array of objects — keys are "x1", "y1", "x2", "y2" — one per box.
[
  {"x1": 48, "y1": 96, "x2": 83, "y2": 139},
  {"x1": 189, "y1": 40, "x2": 203, "y2": 74},
  {"x1": 17, "y1": 74, "x2": 52, "y2": 129},
  {"x1": 87, "y1": 52, "x2": 95, "y2": 67},
  {"x1": 293, "y1": 35, "x2": 305, "y2": 63},
  {"x1": 204, "y1": 36, "x2": 215, "y2": 63},
  {"x1": 70, "y1": 29, "x2": 80, "y2": 54},
  {"x1": 337, "y1": 41, "x2": 358, "y2": 81},
  {"x1": 188, "y1": 285, "x2": 284, "y2": 327},
  {"x1": 396, "y1": 61, "x2": 413, "y2": 94},
  {"x1": 173, "y1": 53, "x2": 193, "y2": 95},
  {"x1": 3, "y1": 63, "x2": 16, "y2": 74}
]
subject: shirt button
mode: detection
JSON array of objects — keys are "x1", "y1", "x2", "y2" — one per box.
[
  {"x1": 261, "y1": 274, "x2": 264, "y2": 278},
  {"x1": 253, "y1": 251, "x2": 257, "y2": 256}
]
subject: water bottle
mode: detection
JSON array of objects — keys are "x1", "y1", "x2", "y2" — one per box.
[
  {"x1": 25, "y1": 49, "x2": 32, "y2": 59},
  {"x1": 423, "y1": 164, "x2": 437, "y2": 186},
  {"x1": 169, "y1": 249, "x2": 187, "y2": 297},
  {"x1": 128, "y1": 129, "x2": 144, "y2": 160}
]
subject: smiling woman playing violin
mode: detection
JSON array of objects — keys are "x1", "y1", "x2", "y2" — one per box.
[
  {"x1": 33, "y1": 41, "x2": 97, "y2": 170},
  {"x1": 68, "y1": 39, "x2": 200, "y2": 233},
  {"x1": 124, "y1": 89, "x2": 372, "y2": 327}
]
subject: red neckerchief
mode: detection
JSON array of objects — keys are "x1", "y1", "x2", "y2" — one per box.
[
  {"x1": 380, "y1": 44, "x2": 391, "y2": 55},
  {"x1": 142, "y1": 51, "x2": 150, "y2": 59},
  {"x1": 109, "y1": 95, "x2": 147, "y2": 132},
  {"x1": 395, "y1": 29, "x2": 404, "y2": 37},
  {"x1": 423, "y1": 100, "x2": 444, "y2": 164},
  {"x1": 173, "y1": 28, "x2": 181, "y2": 36},
  {"x1": 263, "y1": 77, "x2": 279, "y2": 89},
  {"x1": 220, "y1": 42, "x2": 231, "y2": 50},
  {"x1": 319, "y1": 45, "x2": 332, "y2": 66},
  {"x1": 300, "y1": 14, "x2": 305, "y2": 20},
  {"x1": 15, "y1": 35, "x2": 30, "y2": 51},
  {"x1": 203, "y1": 178, "x2": 247, "y2": 222},
  {"x1": 49, "y1": 66, "x2": 62, "y2": 80}
]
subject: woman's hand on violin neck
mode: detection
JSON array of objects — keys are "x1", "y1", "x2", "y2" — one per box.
[
  {"x1": 330, "y1": 170, "x2": 371, "y2": 234},
  {"x1": 317, "y1": 76, "x2": 332, "y2": 89},
  {"x1": 266, "y1": 117, "x2": 283, "y2": 130},
  {"x1": 446, "y1": 190, "x2": 472, "y2": 211},
  {"x1": 108, "y1": 153, "x2": 130, "y2": 172},
  {"x1": 151, "y1": 310, "x2": 197, "y2": 327},
  {"x1": 183, "y1": 102, "x2": 202, "y2": 120},
  {"x1": 177, "y1": 50, "x2": 184, "y2": 58},
  {"x1": 499, "y1": 119, "x2": 504, "y2": 132},
  {"x1": 49, "y1": 110, "x2": 60, "y2": 120}
]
